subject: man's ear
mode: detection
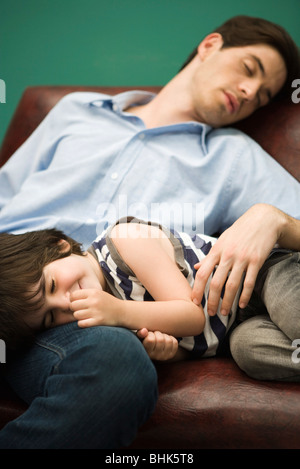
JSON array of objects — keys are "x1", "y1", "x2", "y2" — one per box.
[
  {"x1": 57, "y1": 239, "x2": 71, "y2": 253},
  {"x1": 197, "y1": 33, "x2": 223, "y2": 61}
]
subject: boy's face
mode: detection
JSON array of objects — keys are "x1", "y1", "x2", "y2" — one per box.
[
  {"x1": 189, "y1": 36, "x2": 287, "y2": 127},
  {"x1": 26, "y1": 251, "x2": 102, "y2": 331}
]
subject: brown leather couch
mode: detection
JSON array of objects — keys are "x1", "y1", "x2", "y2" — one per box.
[{"x1": 0, "y1": 86, "x2": 300, "y2": 449}]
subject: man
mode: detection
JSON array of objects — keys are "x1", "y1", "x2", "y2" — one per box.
[{"x1": 0, "y1": 16, "x2": 299, "y2": 448}]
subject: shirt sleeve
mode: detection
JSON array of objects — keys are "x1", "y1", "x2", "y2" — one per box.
[
  {"x1": 209, "y1": 128, "x2": 300, "y2": 232},
  {"x1": 0, "y1": 92, "x2": 106, "y2": 211}
]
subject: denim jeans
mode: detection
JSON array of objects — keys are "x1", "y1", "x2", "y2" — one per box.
[
  {"x1": 0, "y1": 323, "x2": 158, "y2": 448},
  {"x1": 230, "y1": 251, "x2": 300, "y2": 381}
]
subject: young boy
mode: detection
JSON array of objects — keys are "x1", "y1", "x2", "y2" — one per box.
[{"x1": 0, "y1": 216, "x2": 298, "y2": 361}]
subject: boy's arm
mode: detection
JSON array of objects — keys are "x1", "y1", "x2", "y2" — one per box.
[
  {"x1": 72, "y1": 222, "x2": 205, "y2": 337},
  {"x1": 109, "y1": 222, "x2": 204, "y2": 336}
]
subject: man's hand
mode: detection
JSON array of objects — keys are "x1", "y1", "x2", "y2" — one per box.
[
  {"x1": 137, "y1": 328, "x2": 179, "y2": 361},
  {"x1": 192, "y1": 204, "x2": 286, "y2": 316}
]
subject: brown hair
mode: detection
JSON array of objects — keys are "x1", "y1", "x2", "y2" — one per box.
[
  {"x1": 0, "y1": 229, "x2": 84, "y2": 350},
  {"x1": 181, "y1": 15, "x2": 300, "y2": 100}
]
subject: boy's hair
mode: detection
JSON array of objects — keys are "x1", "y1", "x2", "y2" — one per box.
[
  {"x1": 0, "y1": 229, "x2": 84, "y2": 350},
  {"x1": 181, "y1": 15, "x2": 300, "y2": 100}
]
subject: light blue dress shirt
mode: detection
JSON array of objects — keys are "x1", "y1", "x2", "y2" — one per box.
[{"x1": 0, "y1": 90, "x2": 299, "y2": 249}]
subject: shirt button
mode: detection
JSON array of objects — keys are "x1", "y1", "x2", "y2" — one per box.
[
  {"x1": 139, "y1": 133, "x2": 145, "y2": 139},
  {"x1": 111, "y1": 172, "x2": 118, "y2": 180}
]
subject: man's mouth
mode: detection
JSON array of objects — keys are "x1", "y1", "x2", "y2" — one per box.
[{"x1": 224, "y1": 92, "x2": 240, "y2": 114}]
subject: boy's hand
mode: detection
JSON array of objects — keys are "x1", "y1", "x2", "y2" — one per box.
[
  {"x1": 70, "y1": 289, "x2": 121, "y2": 328},
  {"x1": 137, "y1": 328, "x2": 178, "y2": 361}
]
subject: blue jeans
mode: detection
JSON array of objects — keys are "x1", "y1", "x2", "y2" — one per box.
[{"x1": 0, "y1": 323, "x2": 158, "y2": 448}]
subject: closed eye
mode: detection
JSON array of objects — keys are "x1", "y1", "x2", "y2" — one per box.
[
  {"x1": 44, "y1": 310, "x2": 55, "y2": 329},
  {"x1": 51, "y1": 279, "x2": 56, "y2": 294},
  {"x1": 49, "y1": 310, "x2": 55, "y2": 324},
  {"x1": 244, "y1": 63, "x2": 253, "y2": 76},
  {"x1": 41, "y1": 309, "x2": 55, "y2": 331}
]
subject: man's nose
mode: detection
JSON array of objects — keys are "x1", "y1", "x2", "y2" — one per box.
[{"x1": 239, "y1": 79, "x2": 260, "y2": 101}]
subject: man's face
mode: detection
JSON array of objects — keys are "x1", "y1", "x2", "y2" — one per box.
[{"x1": 190, "y1": 36, "x2": 287, "y2": 127}]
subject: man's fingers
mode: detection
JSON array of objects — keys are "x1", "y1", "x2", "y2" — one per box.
[
  {"x1": 206, "y1": 264, "x2": 232, "y2": 315},
  {"x1": 211, "y1": 266, "x2": 244, "y2": 315},
  {"x1": 192, "y1": 258, "x2": 216, "y2": 305},
  {"x1": 238, "y1": 264, "x2": 258, "y2": 309},
  {"x1": 207, "y1": 262, "x2": 258, "y2": 316},
  {"x1": 195, "y1": 259, "x2": 248, "y2": 316}
]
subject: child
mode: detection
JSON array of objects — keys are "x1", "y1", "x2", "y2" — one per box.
[{"x1": 0, "y1": 216, "x2": 297, "y2": 360}]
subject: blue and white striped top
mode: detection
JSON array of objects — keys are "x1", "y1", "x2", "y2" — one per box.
[{"x1": 90, "y1": 218, "x2": 241, "y2": 358}]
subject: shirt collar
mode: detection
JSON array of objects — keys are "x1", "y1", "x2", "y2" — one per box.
[
  {"x1": 90, "y1": 90, "x2": 156, "y2": 113},
  {"x1": 90, "y1": 89, "x2": 212, "y2": 146}
]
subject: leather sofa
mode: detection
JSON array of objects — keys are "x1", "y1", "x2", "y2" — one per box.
[{"x1": 0, "y1": 86, "x2": 300, "y2": 449}]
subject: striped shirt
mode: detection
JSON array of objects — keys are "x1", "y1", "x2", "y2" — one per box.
[{"x1": 90, "y1": 218, "x2": 242, "y2": 358}]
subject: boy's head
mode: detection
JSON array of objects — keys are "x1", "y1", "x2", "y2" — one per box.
[{"x1": 0, "y1": 229, "x2": 84, "y2": 350}]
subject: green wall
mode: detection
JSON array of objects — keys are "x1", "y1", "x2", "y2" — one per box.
[{"x1": 1, "y1": 0, "x2": 300, "y2": 146}]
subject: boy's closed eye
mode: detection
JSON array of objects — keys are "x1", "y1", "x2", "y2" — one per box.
[{"x1": 50, "y1": 279, "x2": 56, "y2": 293}]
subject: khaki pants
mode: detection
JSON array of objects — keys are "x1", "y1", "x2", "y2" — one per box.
[{"x1": 230, "y1": 251, "x2": 300, "y2": 381}]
